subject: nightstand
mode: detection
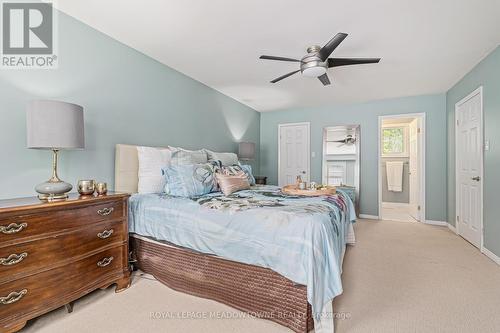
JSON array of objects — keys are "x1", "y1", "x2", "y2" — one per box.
[
  {"x1": 254, "y1": 176, "x2": 267, "y2": 185},
  {"x1": 0, "y1": 192, "x2": 130, "y2": 333}
]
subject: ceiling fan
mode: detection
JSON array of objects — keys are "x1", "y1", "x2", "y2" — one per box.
[
  {"x1": 259, "y1": 33, "x2": 381, "y2": 86},
  {"x1": 331, "y1": 135, "x2": 356, "y2": 145}
]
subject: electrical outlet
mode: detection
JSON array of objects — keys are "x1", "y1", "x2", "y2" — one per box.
[{"x1": 485, "y1": 140, "x2": 490, "y2": 151}]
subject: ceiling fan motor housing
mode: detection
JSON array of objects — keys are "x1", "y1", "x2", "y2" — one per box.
[{"x1": 301, "y1": 46, "x2": 327, "y2": 77}]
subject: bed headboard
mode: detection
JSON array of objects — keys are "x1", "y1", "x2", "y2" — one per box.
[{"x1": 115, "y1": 144, "x2": 140, "y2": 193}]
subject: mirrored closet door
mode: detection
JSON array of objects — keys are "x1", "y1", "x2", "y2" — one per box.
[{"x1": 322, "y1": 125, "x2": 360, "y2": 215}]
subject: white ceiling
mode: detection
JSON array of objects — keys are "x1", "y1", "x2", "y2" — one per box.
[{"x1": 56, "y1": 0, "x2": 500, "y2": 112}]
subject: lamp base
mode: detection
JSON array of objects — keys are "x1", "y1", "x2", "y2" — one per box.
[
  {"x1": 38, "y1": 193, "x2": 69, "y2": 202},
  {"x1": 35, "y1": 180, "x2": 73, "y2": 202}
]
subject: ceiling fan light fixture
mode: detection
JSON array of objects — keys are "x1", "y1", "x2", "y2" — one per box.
[
  {"x1": 301, "y1": 66, "x2": 326, "y2": 78},
  {"x1": 260, "y1": 32, "x2": 381, "y2": 84}
]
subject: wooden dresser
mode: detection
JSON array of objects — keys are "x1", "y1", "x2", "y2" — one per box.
[{"x1": 0, "y1": 193, "x2": 130, "y2": 333}]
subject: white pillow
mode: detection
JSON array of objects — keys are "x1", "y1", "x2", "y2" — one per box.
[
  {"x1": 137, "y1": 146, "x2": 172, "y2": 193},
  {"x1": 204, "y1": 149, "x2": 239, "y2": 166},
  {"x1": 168, "y1": 146, "x2": 208, "y2": 165}
]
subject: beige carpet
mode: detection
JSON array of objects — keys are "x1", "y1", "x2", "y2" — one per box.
[{"x1": 21, "y1": 219, "x2": 500, "y2": 333}]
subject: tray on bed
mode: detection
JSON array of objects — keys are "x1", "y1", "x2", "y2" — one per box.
[{"x1": 282, "y1": 184, "x2": 336, "y2": 196}]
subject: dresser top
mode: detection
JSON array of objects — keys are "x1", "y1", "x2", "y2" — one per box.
[{"x1": 0, "y1": 192, "x2": 130, "y2": 213}]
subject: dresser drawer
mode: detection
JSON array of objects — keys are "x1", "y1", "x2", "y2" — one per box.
[
  {"x1": 0, "y1": 220, "x2": 126, "y2": 284},
  {"x1": 0, "y1": 199, "x2": 125, "y2": 245},
  {"x1": 0, "y1": 246, "x2": 125, "y2": 325}
]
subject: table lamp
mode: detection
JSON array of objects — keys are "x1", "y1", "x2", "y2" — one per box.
[
  {"x1": 238, "y1": 142, "x2": 255, "y2": 161},
  {"x1": 27, "y1": 100, "x2": 85, "y2": 201}
]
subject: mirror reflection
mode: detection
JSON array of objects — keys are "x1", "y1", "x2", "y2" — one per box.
[{"x1": 322, "y1": 125, "x2": 360, "y2": 215}]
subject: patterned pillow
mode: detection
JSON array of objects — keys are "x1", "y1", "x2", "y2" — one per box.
[
  {"x1": 239, "y1": 164, "x2": 256, "y2": 186},
  {"x1": 215, "y1": 171, "x2": 250, "y2": 196},
  {"x1": 220, "y1": 163, "x2": 256, "y2": 186},
  {"x1": 162, "y1": 163, "x2": 217, "y2": 197},
  {"x1": 204, "y1": 149, "x2": 239, "y2": 166},
  {"x1": 169, "y1": 147, "x2": 208, "y2": 165}
]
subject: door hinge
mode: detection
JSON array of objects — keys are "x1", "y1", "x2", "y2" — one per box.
[
  {"x1": 457, "y1": 215, "x2": 460, "y2": 222},
  {"x1": 417, "y1": 128, "x2": 421, "y2": 134},
  {"x1": 418, "y1": 205, "x2": 421, "y2": 211},
  {"x1": 456, "y1": 119, "x2": 459, "y2": 126}
]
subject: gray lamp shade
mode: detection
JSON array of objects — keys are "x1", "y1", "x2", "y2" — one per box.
[
  {"x1": 27, "y1": 100, "x2": 85, "y2": 149},
  {"x1": 238, "y1": 142, "x2": 255, "y2": 160}
]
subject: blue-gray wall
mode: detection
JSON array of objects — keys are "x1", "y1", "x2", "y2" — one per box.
[
  {"x1": 447, "y1": 46, "x2": 500, "y2": 257},
  {"x1": 260, "y1": 94, "x2": 447, "y2": 220},
  {"x1": 0, "y1": 13, "x2": 260, "y2": 200}
]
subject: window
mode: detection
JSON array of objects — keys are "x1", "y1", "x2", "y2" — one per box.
[{"x1": 382, "y1": 126, "x2": 408, "y2": 157}]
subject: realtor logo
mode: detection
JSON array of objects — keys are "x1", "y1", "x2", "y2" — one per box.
[{"x1": 1, "y1": 1, "x2": 58, "y2": 68}]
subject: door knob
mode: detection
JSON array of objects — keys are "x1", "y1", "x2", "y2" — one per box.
[
  {"x1": 472, "y1": 176, "x2": 481, "y2": 181},
  {"x1": 301, "y1": 171, "x2": 306, "y2": 174}
]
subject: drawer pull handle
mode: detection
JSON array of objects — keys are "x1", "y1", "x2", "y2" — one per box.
[
  {"x1": 0, "y1": 222, "x2": 28, "y2": 234},
  {"x1": 97, "y1": 207, "x2": 114, "y2": 216},
  {"x1": 97, "y1": 229, "x2": 114, "y2": 239},
  {"x1": 0, "y1": 252, "x2": 28, "y2": 266},
  {"x1": 97, "y1": 256, "x2": 114, "y2": 267},
  {"x1": 0, "y1": 289, "x2": 27, "y2": 305}
]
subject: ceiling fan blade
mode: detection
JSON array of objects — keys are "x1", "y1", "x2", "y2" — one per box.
[
  {"x1": 317, "y1": 33, "x2": 348, "y2": 61},
  {"x1": 260, "y1": 55, "x2": 301, "y2": 62},
  {"x1": 328, "y1": 57, "x2": 381, "y2": 67},
  {"x1": 270, "y1": 70, "x2": 301, "y2": 83},
  {"x1": 318, "y1": 73, "x2": 331, "y2": 86}
]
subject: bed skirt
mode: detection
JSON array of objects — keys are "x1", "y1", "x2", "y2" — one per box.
[{"x1": 130, "y1": 235, "x2": 314, "y2": 333}]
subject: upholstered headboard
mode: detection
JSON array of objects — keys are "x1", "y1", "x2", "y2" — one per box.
[{"x1": 114, "y1": 144, "x2": 140, "y2": 193}]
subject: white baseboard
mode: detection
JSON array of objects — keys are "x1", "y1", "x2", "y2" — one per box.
[
  {"x1": 359, "y1": 214, "x2": 379, "y2": 220},
  {"x1": 482, "y1": 247, "x2": 500, "y2": 266},
  {"x1": 447, "y1": 223, "x2": 457, "y2": 234},
  {"x1": 424, "y1": 220, "x2": 447, "y2": 226}
]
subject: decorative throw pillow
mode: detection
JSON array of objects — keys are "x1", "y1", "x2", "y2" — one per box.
[
  {"x1": 204, "y1": 149, "x2": 239, "y2": 166},
  {"x1": 162, "y1": 163, "x2": 218, "y2": 197},
  {"x1": 239, "y1": 164, "x2": 256, "y2": 186},
  {"x1": 137, "y1": 146, "x2": 172, "y2": 194},
  {"x1": 215, "y1": 171, "x2": 250, "y2": 196},
  {"x1": 169, "y1": 147, "x2": 208, "y2": 165},
  {"x1": 220, "y1": 163, "x2": 256, "y2": 186}
]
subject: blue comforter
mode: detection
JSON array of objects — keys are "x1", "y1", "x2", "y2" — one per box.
[{"x1": 129, "y1": 185, "x2": 356, "y2": 319}]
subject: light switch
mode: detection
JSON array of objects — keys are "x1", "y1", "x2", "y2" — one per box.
[{"x1": 485, "y1": 140, "x2": 490, "y2": 151}]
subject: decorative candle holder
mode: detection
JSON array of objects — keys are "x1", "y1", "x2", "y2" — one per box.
[
  {"x1": 96, "y1": 182, "x2": 108, "y2": 195},
  {"x1": 77, "y1": 180, "x2": 95, "y2": 195}
]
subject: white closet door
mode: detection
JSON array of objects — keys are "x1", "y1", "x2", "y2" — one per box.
[
  {"x1": 456, "y1": 89, "x2": 483, "y2": 248},
  {"x1": 279, "y1": 123, "x2": 310, "y2": 186}
]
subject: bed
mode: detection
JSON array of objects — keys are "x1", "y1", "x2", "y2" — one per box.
[{"x1": 115, "y1": 144, "x2": 356, "y2": 333}]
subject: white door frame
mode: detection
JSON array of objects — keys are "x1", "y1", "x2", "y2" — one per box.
[
  {"x1": 455, "y1": 86, "x2": 484, "y2": 251},
  {"x1": 278, "y1": 122, "x2": 311, "y2": 186},
  {"x1": 378, "y1": 113, "x2": 426, "y2": 222}
]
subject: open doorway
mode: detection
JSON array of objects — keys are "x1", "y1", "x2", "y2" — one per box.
[{"x1": 378, "y1": 114, "x2": 425, "y2": 223}]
